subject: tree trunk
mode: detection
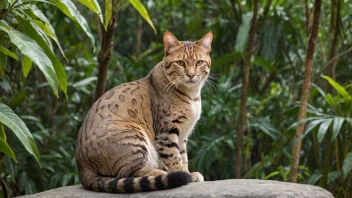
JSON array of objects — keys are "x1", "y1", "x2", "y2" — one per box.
[
  {"x1": 95, "y1": 10, "x2": 117, "y2": 101},
  {"x1": 289, "y1": 0, "x2": 322, "y2": 183},
  {"x1": 235, "y1": 0, "x2": 259, "y2": 179},
  {"x1": 136, "y1": 13, "x2": 142, "y2": 57}
]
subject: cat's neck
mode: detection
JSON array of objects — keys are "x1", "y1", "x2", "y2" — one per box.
[{"x1": 148, "y1": 61, "x2": 202, "y2": 100}]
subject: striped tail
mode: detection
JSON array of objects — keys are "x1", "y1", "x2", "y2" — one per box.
[{"x1": 82, "y1": 171, "x2": 192, "y2": 193}]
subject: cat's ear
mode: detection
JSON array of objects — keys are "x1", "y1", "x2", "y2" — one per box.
[
  {"x1": 196, "y1": 31, "x2": 213, "y2": 53},
  {"x1": 163, "y1": 32, "x2": 182, "y2": 54}
]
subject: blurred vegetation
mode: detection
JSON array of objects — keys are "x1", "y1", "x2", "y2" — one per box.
[{"x1": 0, "y1": 0, "x2": 352, "y2": 197}]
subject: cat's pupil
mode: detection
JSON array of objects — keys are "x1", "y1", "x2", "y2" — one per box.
[{"x1": 196, "y1": 60, "x2": 203, "y2": 66}]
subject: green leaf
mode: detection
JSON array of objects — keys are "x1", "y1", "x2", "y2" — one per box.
[
  {"x1": 9, "y1": 90, "x2": 26, "y2": 109},
  {"x1": 104, "y1": 0, "x2": 112, "y2": 30},
  {"x1": 73, "y1": 76, "x2": 97, "y2": 87},
  {"x1": 0, "y1": 103, "x2": 40, "y2": 164},
  {"x1": 264, "y1": 171, "x2": 280, "y2": 180},
  {"x1": 258, "y1": 124, "x2": 277, "y2": 140},
  {"x1": 0, "y1": 123, "x2": 6, "y2": 141},
  {"x1": 0, "y1": 46, "x2": 18, "y2": 60},
  {"x1": 331, "y1": 117, "x2": 344, "y2": 141},
  {"x1": 26, "y1": 5, "x2": 68, "y2": 61},
  {"x1": 0, "y1": 44, "x2": 7, "y2": 77},
  {"x1": 0, "y1": 21, "x2": 59, "y2": 97},
  {"x1": 79, "y1": 0, "x2": 104, "y2": 25},
  {"x1": 296, "y1": 119, "x2": 325, "y2": 142},
  {"x1": 22, "y1": 55, "x2": 33, "y2": 78},
  {"x1": 342, "y1": 152, "x2": 352, "y2": 177},
  {"x1": 0, "y1": 137, "x2": 17, "y2": 162},
  {"x1": 16, "y1": 17, "x2": 68, "y2": 97},
  {"x1": 212, "y1": 52, "x2": 242, "y2": 69},
  {"x1": 311, "y1": 83, "x2": 326, "y2": 98},
  {"x1": 325, "y1": 93, "x2": 336, "y2": 108},
  {"x1": 128, "y1": 0, "x2": 156, "y2": 33},
  {"x1": 322, "y1": 75, "x2": 350, "y2": 97},
  {"x1": 54, "y1": 0, "x2": 95, "y2": 51},
  {"x1": 253, "y1": 56, "x2": 275, "y2": 72},
  {"x1": 327, "y1": 171, "x2": 340, "y2": 184},
  {"x1": 317, "y1": 119, "x2": 333, "y2": 143},
  {"x1": 235, "y1": 13, "x2": 253, "y2": 53}
]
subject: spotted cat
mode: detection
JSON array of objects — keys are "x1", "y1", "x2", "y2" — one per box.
[{"x1": 76, "y1": 31, "x2": 213, "y2": 193}]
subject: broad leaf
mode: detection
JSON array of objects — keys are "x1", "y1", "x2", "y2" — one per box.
[
  {"x1": 79, "y1": 0, "x2": 104, "y2": 26},
  {"x1": 0, "y1": 21, "x2": 59, "y2": 97},
  {"x1": 317, "y1": 119, "x2": 333, "y2": 143},
  {"x1": 322, "y1": 75, "x2": 350, "y2": 97},
  {"x1": 16, "y1": 17, "x2": 68, "y2": 97},
  {"x1": 296, "y1": 119, "x2": 325, "y2": 142},
  {"x1": 0, "y1": 103, "x2": 40, "y2": 163},
  {"x1": 235, "y1": 13, "x2": 253, "y2": 53},
  {"x1": 104, "y1": 0, "x2": 112, "y2": 30},
  {"x1": 0, "y1": 123, "x2": 6, "y2": 141},
  {"x1": 26, "y1": 5, "x2": 67, "y2": 61},
  {"x1": 128, "y1": 0, "x2": 156, "y2": 33},
  {"x1": 0, "y1": 46, "x2": 18, "y2": 60},
  {"x1": 0, "y1": 137, "x2": 17, "y2": 161},
  {"x1": 342, "y1": 152, "x2": 352, "y2": 177},
  {"x1": 54, "y1": 0, "x2": 95, "y2": 50},
  {"x1": 22, "y1": 55, "x2": 33, "y2": 78},
  {"x1": 331, "y1": 117, "x2": 344, "y2": 141}
]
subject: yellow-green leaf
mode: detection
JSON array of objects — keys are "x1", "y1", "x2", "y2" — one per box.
[
  {"x1": 128, "y1": 0, "x2": 156, "y2": 33},
  {"x1": 22, "y1": 55, "x2": 33, "y2": 78},
  {"x1": 104, "y1": 0, "x2": 112, "y2": 31},
  {"x1": 0, "y1": 123, "x2": 6, "y2": 141},
  {"x1": 0, "y1": 137, "x2": 17, "y2": 162},
  {"x1": 79, "y1": 0, "x2": 104, "y2": 25},
  {"x1": 322, "y1": 75, "x2": 350, "y2": 98},
  {"x1": 0, "y1": 46, "x2": 18, "y2": 60}
]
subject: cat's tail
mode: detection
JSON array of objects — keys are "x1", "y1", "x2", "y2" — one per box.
[{"x1": 80, "y1": 171, "x2": 192, "y2": 193}]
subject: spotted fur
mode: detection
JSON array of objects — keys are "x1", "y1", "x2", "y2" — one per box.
[{"x1": 76, "y1": 31, "x2": 213, "y2": 193}]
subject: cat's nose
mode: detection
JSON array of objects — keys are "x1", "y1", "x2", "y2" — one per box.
[{"x1": 186, "y1": 73, "x2": 195, "y2": 79}]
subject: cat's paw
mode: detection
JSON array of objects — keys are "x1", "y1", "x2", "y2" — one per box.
[{"x1": 191, "y1": 172, "x2": 204, "y2": 182}]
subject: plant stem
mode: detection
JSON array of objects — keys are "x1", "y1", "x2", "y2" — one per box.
[
  {"x1": 95, "y1": 1, "x2": 118, "y2": 101},
  {"x1": 289, "y1": 0, "x2": 322, "y2": 183},
  {"x1": 235, "y1": 0, "x2": 258, "y2": 179}
]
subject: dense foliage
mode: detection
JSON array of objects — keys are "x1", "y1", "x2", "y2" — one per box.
[{"x1": 0, "y1": 0, "x2": 351, "y2": 197}]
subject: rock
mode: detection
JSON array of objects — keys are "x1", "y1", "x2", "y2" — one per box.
[{"x1": 20, "y1": 179, "x2": 334, "y2": 198}]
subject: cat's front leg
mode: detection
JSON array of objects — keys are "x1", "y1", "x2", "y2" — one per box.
[
  {"x1": 179, "y1": 138, "x2": 204, "y2": 182},
  {"x1": 155, "y1": 128, "x2": 183, "y2": 172}
]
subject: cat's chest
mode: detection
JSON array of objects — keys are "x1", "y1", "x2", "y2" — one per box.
[{"x1": 169, "y1": 100, "x2": 201, "y2": 139}]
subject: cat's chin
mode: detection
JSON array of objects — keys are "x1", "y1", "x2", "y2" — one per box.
[{"x1": 182, "y1": 80, "x2": 203, "y2": 89}]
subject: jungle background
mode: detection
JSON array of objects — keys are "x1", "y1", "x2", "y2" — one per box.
[{"x1": 0, "y1": 0, "x2": 351, "y2": 197}]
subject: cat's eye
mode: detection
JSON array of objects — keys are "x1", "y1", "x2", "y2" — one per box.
[
  {"x1": 177, "y1": 60, "x2": 185, "y2": 66},
  {"x1": 196, "y1": 60, "x2": 203, "y2": 66}
]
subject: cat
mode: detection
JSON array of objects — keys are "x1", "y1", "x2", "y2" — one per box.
[{"x1": 75, "y1": 31, "x2": 213, "y2": 193}]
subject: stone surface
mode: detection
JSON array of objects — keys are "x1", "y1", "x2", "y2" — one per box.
[{"x1": 20, "y1": 179, "x2": 334, "y2": 198}]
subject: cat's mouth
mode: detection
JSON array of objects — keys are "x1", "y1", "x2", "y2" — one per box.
[{"x1": 185, "y1": 80, "x2": 196, "y2": 84}]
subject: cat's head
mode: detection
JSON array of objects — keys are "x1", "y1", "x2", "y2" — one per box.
[{"x1": 162, "y1": 31, "x2": 213, "y2": 89}]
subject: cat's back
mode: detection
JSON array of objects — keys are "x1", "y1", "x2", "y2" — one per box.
[{"x1": 77, "y1": 78, "x2": 153, "y2": 144}]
